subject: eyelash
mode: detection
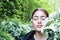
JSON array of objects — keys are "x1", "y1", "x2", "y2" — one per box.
[
  {"x1": 34, "y1": 19, "x2": 37, "y2": 20},
  {"x1": 33, "y1": 18, "x2": 45, "y2": 20},
  {"x1": 42, "y1": 19, "x2": 45, "y2": 20}
]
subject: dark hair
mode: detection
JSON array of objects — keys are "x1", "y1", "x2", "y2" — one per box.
[{"x1": 32, "y1": 8, "x2": 49, "y2": 18}]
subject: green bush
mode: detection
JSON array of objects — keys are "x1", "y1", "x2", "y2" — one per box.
[
  {"x1": 0, "y1": 29, "x2": 15, "y2": 40},
  {"x1": 41, "y1": 12, "x2": 60, "y2": 40},
  {"x1": 0, "y1": 20, "x2": 32, "y2": 40},
  {"x1": 0, "y1": 0, "x2": 53, "y2": 23}
]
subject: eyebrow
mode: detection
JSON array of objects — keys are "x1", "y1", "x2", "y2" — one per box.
[
  {"x1": 33, "y1": 16, "x2": 46, "y2": 18},
  {"x1": 33, "y1": 16, "x2": 38, "y2": 17},
  {"x1": 41, "y1": 16, "x2": 46, "y2": 18}
]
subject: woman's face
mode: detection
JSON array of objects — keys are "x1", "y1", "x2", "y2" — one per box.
[{"x1": 31, "y1": 10, "x2": 47, "y2": 31}]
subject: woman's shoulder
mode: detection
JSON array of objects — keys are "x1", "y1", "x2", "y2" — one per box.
[{"x1": 19, "y1": 30, "x2": 35, "y2": 40}]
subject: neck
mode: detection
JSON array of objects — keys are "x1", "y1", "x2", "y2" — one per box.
[
  {"x1": 34, "y1": 30, "x2": 48, "y2": 40},
  {"x1": 35, "y1": 30, "x2": 44, "y2": 38}
]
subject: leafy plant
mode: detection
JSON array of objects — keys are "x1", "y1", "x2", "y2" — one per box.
[
  {"x1": 41, "y1": 12, "x2": 60, "y2": 40},
  {"x1": 0, "y1": 29, "x2": 15, "y2": 40},
  {"x1": 0, "y1": 20, "x2": 32, "y2": 40},
  {"x1": 0, "y1": 0, "x2": 53, "y2": 23}
]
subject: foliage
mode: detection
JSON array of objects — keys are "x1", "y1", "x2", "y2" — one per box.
[
  {"x1": 33, "y1": 0, "x2": 53, "y2": 13},
  {"x1": 0, "y1": 0, "x2": 57, "y2": 40},
  {"x1": 0, "y1": 0, "x2": 53, "y2": 23},
  {"x1": 41, "y1": 12, "x2": 60, "y2": 40},
  {"x1": 0, "y1": 20, "x2": 32, "y2": 40},
  {"x1": 0, "y1": 29, "x2": 15, "y2": 40},
  {"x1": 48, "y1": 0, "x2": 60, "y2": 11},
  {"x1": 0, "y1": 0, "x2": 18, "y2": 21}
]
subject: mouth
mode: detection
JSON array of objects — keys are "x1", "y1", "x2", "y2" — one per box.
[{"x1": 37, "y1": 25, "x2": 43, "y2": 28}]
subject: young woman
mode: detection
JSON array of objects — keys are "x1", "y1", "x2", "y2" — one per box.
[{"x1": 20, "y1": 8, "x2": 49, "y2": 40}]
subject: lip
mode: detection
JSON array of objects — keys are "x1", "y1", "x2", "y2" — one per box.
[{"x1": 37, "y1": 25, "x2": 43, "y2": 28}]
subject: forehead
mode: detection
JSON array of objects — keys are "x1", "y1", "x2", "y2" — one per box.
[{"x1": 33, "y1": 10, "x2": 47, "y2": 17}]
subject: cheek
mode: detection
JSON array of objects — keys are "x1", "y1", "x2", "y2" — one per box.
[
  {"x1": 32, "y1": 20, "x2": 37, "y2": 26},
  {"x1": 42, "y1": 21, "x2": 44, "y2": 24},
  {"x1": 42, "y1": 21, "x2": 46, "y2": 26},
  {"x1": 32, "y1": 21, "x2": 37, "y2": 29}
]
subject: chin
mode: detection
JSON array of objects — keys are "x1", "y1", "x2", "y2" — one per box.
[{"x1": 35, "y1": 29, "x2": 41, "y2": 32}]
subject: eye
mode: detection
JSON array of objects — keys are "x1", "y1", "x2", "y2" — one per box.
[
  {"x1": 34, "y1": 19, "x2": 37, "y2": 20},
  {"x1": 41, "y1": 17, "x2": 46, "y2": 20},
  {"x1": 33, "y1": 19, "x2": 37, "y2": 20},
  {"x1": 42, "y1": 19, "x2": 45, "y2": 20}
]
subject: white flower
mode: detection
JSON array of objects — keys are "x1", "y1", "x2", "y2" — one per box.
[{"x1": 41, "y1": 12, "x2": 60, "y2": 40}]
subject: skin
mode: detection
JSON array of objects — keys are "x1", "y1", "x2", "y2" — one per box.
[{"x1": 31, "y1": 10, "x2": 48, "y2": 40}]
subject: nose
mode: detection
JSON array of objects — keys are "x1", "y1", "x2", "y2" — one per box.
[{"x1": 38, "y1": 18, "x2": 42, "y2": 24}]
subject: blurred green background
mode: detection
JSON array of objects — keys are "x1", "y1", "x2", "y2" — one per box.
[{"x1": 0, "y1": 0, "x2": 60, "y2": 40}]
